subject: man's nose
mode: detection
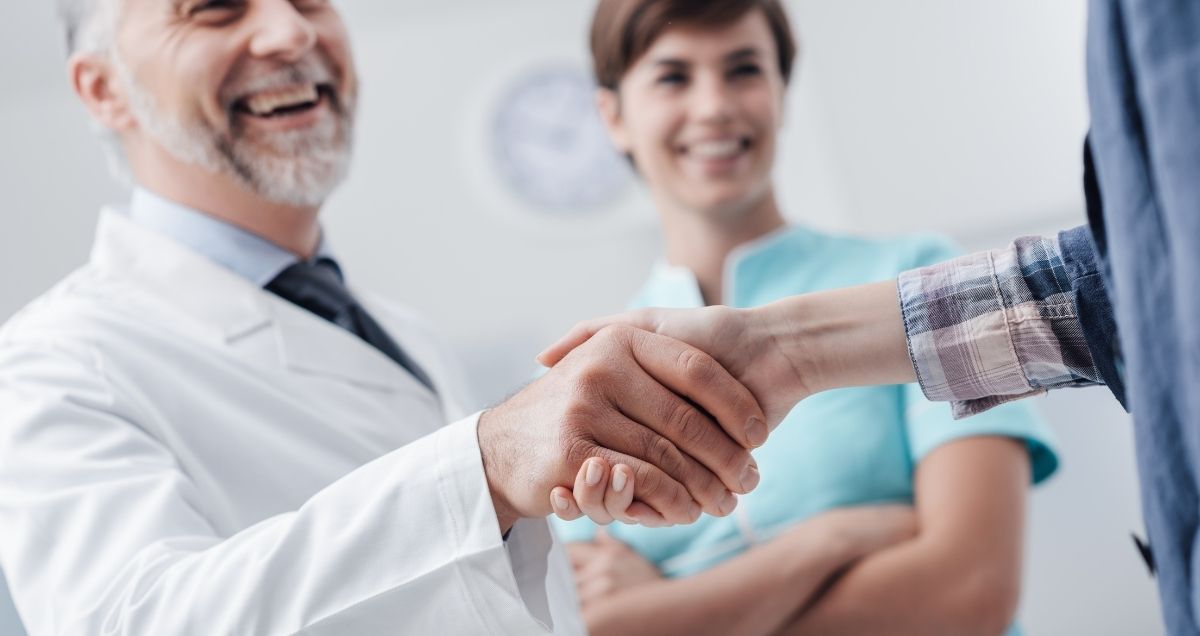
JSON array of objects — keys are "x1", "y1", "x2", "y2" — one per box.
[{"x1": 247, "y1": 0, "x2": 319, "y2": 62}]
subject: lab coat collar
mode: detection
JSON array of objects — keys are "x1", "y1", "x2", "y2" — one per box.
[{"x1": 90, "y1": 209, "x2": 407, "y2": 393}]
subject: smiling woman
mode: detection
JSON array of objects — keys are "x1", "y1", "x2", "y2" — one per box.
[{"x1": 548, "y1": 2, "x2": 1059, "y2": 636}]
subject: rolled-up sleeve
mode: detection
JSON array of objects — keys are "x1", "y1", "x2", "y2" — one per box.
[{"x1": 897, "y1": 234, "x2": 1105, "y2": 418}]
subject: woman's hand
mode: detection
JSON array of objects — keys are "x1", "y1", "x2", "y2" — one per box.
[
  {"x1": 551, "y1": 457, "x2": 674, "y2": 527},
  {"x1": 567, "y1": 530, "x2": 663, "y2": 608}
]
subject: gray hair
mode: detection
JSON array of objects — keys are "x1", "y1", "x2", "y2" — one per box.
[
  {"x1": 56, "y1": 0, "x2": 129, "y2": 183},
  {"x1": 57, "y1": 0, "x2": 121, "y2": 56}
]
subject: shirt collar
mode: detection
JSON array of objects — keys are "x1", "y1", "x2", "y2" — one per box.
[{"x1": 126, "y1": 186, "x2": 334, "y2": 287}]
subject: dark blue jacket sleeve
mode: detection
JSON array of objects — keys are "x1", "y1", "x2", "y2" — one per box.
[{"x1": 1057, "y1": 224, "x2": 1128, "y2": 410}]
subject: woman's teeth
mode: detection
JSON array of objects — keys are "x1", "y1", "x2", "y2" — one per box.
[
  {"x1": 244, "y1": 84, "x2": 320, "y2": 117},
  {"x1": 689, "y1": 139, "x2": 745, "y2": 159}
]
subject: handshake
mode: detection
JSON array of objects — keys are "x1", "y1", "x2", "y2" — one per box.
[{"x1": 477, "y1": 282, "x2": 915, "y2": 531}]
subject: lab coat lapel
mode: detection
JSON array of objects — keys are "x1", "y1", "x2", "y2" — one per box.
[
  {"x1": 269, "y1": 297, "x2": 418, "y2": 394},
  {"x1": 91, "y1": 208, "x2": 413, "y2": 394},
  {"x1": 91, "y1": 208, "x2": 272, "y2": 343}
]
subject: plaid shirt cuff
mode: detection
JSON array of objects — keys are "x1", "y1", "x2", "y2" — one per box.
[{"x1": 898, "y1": 236, "x2": 1102, "y2": 418}]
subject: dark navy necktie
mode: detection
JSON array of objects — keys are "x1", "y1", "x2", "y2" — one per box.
[{"x1": 266, "y1": 257, "x2": 436, "y2": 393}]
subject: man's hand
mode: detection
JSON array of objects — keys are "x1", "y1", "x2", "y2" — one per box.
[
  {"x1": 538, "y1": 305, "x2": 812, "y2": 431},
  {"x1": 478, "y1": 325, "x2": 766, "y2": 532}
]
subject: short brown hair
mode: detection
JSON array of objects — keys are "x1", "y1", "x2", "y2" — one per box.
[{"x1": 590, "y1": 0, "x2": 798, "y2": 91}]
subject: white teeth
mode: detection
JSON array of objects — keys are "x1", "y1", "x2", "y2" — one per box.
[
  {"x1": 244, "y1": 84, "x2": 319, "y2": 116},
  {"x1": 689, "y1": 139, "x2": 743, "y2": 159}
]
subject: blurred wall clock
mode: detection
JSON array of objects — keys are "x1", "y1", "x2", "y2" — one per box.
[{"x1": 490, "y1": 67, "x2": 634, "y2": 216}]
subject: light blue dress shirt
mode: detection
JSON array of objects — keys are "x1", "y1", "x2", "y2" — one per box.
[
  {"x1": 551, "y1": 225, "x2": 1059, "y2": 636},
  {"x1": 125, "y1": 186, "x2": 332, "y2": 286}
]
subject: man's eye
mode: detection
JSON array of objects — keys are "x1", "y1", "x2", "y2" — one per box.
[{"x1": 191, "y1": 0, "x2": 240, "y2": 14}]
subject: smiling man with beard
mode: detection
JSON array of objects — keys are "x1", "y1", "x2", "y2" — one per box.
[{"x1": 0, "y1": 0, "x2": 775, "y2": 634}]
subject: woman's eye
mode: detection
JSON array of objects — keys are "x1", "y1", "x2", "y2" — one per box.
[
  {"x1": 657, "y1": 72, "x2": 688, "y2": 86},
  {"x1": 729, "y1": 63, "x2": 762, "y2": 79}
]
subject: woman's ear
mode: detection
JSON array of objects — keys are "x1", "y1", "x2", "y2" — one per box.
[
  {"x1": 595, "y1": 87, "x2": 632, "y2": 154},
  {"x1": 69, "y1": 52, "x2": 136, "y2": 134}
]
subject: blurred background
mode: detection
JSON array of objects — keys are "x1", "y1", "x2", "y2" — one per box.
[{"x1": 0, "y1": 1, "x2": 1162, "y2": 634}]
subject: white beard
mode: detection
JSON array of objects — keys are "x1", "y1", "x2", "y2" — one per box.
[{"x1": 114, "y1": 53, "x2": 354, "y2": 208}]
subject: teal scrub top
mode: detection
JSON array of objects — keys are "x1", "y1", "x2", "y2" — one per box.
[{"x1": 551, "y1": 226, "x2": 1058, "y2": 635}]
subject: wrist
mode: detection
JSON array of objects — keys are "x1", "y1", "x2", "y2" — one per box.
[
  {"x1": 759, "y1": 281, "x2": 916, "y2": 396},
  {"x1": 751, "y1": 298, "x2": 825, "y2": 399},
  {"x1": 477, "y1": 409, "x2": 521, "y2": 533}
]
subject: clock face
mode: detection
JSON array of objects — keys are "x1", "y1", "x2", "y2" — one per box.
[{"x1": 491, "y1": 67, "x2": 634, "y2": 215}]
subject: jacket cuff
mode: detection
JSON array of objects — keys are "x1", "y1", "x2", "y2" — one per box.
[{"x1": 1057, "y1": 225, "x2": 1128, "y2": 409}]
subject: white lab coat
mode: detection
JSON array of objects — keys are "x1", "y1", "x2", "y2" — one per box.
[{"x1": 0, "y1": 210, "x2": 584, "y2": 635}]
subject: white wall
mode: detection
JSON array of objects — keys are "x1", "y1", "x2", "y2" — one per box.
[{"x1": 0, "y1": 1, "x2": 1163, "y2": 634}]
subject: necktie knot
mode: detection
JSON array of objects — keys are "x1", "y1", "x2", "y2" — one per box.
[
  {"x1": 265, "y1": 257, "x2": 436, "y2": 392},
  {"x1": 266, "y1": 258, "x2": 354, "y2": 322}
]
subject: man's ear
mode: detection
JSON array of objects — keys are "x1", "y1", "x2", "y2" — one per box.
[
  {"x1": 69, "y1": 52, "x2": 136, "y2": 134},
  {"x1": 595, "y1": 87, "x2": 632, "y2": 155}
]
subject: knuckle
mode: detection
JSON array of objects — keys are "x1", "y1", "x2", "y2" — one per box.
[
  {"x1": 679, "y1": 459, "x2": 722, "y2": 502},
  {"x1": 646, "y1": 434, "x2": 681, "y2": 471},
  {"x1": 563, "y1": 436, "x2": 597, "y2": 468},
  {"x1": 636, "y1": 466, "x2": 687, "y2": 514},
  {"x1": 571, "y1": 362, "x2": 608, "y2": 388},
  {"x1": 604, "y1": 323, "x2": 636, "y2": 339},
  {"x1": 677, "y1": 348, "x2": 718, "y2": 385},
  {"x1": 661, "y1": 481, "x2": 691, "y2": 514},
  {"x1": 723, "y1": 444, "x2": 750, "y2": 474},
  {"x1": 633, "y1": 464, "x2": 666, "y2": 500},
  {"x1": 667, "y1": 400, "x2": 709, "y2": 446},
  {"x1": 593, "y1": 324, "x2": 629, "y2": 347},
  {"x1": 561, "y1": 397, "x2": 594, "y2": 426}
]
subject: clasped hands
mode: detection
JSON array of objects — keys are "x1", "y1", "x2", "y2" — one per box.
[{"x1": 478, "y1": 304, "x2": 817, "y2": 531}]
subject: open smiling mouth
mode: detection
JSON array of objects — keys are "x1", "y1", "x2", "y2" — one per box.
[
  {"x1": 233, "y1": 83, "x2": 336, "y2": 119},
  {"x1": 681, "y1": 137, "x2": 753, "y2": 160}
]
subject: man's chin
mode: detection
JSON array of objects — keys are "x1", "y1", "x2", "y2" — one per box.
[{"x1": 234, "y1": 154, "x2": 350, "y2": 209}]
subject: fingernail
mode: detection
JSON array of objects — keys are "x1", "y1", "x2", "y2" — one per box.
[
  {"x1": 552, "y1": 492, "x2": 569, "y2": 511},
  {"x1": 585, "y1": 460, "x2": 603, "y2": 486},
  {"x1": 739, "y1": 463, "x2": 760, "y2": 493},
  {"x1": 633, "y1": 515, "x2": 659, "y2": 528},
  {"x1": 746, "y1": 417, "x2": 768, "y2": 448},
  {"x1": 719, "y1": 491, "x2": 738, "y2": 516},
  {"x1": 612, "y1": 469, "x2": 628, "y2": 493}
]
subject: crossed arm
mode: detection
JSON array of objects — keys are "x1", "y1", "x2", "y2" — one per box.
[
  {"x1": 559, "y1": 435, "x2": 1028, "y2": 636},
  {"x1": 566, "y1": 503, "x2": 915, "y2": 636},
  {"x1": 777, "y1": 436, "x2": 1029, "y2": 636}
]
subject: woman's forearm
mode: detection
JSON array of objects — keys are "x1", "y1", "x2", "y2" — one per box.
[
  {"x1": 776, "y1": 438, "x2": 1028, "y2": 636},
  {"x1": 583, "y1": 526, "x2": 865, "y2": 636},
  {"x1": 760, "y1": 281, "x2": 916, "y2": 396},
  {"x1": 775, "y1": 536, "x2": 1021, "y2": 636}
]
